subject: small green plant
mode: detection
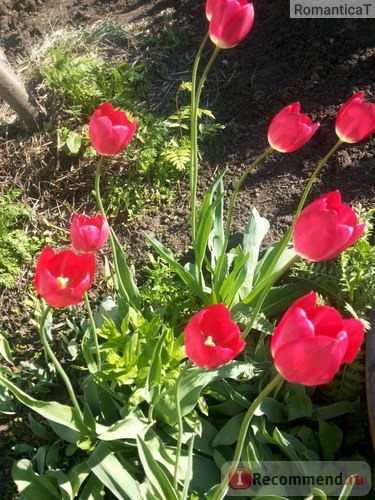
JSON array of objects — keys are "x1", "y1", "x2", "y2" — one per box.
[{"x1": 0, "y1": 191, "x2": 39, "y2": 289}]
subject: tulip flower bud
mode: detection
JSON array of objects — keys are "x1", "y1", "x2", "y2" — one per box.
[
  {"x1": 208, "y1": 0, "x2": 255, "y2": 49},
  {"x1": 293, "y1": 191, "x2": 365, "y2": 262},
  {"x1": 34, "y1": 247, "x2": 96, "y2": 308},
  {"x1": 70, "y1": 214, "x2": 110, "y2": 253},
  {"x1": 89, "y1": 102, "x2": 137, "y2": 155},
  {"x1": 268, "y1": 103, "x2": 319, "y2": 152},
  {"x1": 271, "y1": 292, "x2": 364, "y2": 386},
  {"x1": 184, "y1": 304, "x2": 245, "y2": 369},
  {"x1": 335, "y1": 91, "x2": 375, "y2": 143}
]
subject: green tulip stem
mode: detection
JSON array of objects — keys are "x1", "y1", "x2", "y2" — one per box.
[
  {"x1": 225, "y1": 147, "x2": 273, "y2": 241},
  {"x1": 94, "y1": 155, "x2": 107, "y2": 219},
  {"x1": 39, "y1": 304, "x2": 85, "y2": 424},
  {"x1": 242, "y1": 138, "x2": 343, "y2": 338},
  {"x1": 84, "y1": 292, "x2": 101, "y2": 371},
  {"x1": 190, "y1": 36, "x2": 219, "y2": 243},
  {"x1": 292, "y1": 138, "x2": 344, "y2": 230},
  {"x1": 211, "y1": 372, "x2": 284, "y2": 500},
  {"x1": 173, "y1": 361, "x2": 191, "y2": 490},
  {"x1": 213, "y1": 147, "x2": 273, "y2": 298},
  {"x1": 94, "y1": 156, "x2": 130, "y2": 303}
]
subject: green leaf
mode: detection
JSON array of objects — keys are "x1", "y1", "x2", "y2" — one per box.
[
  {"x1": 243, "y1": 244, "x2": 297, "y2": 305},
  {"x1": 0, "y1": 332, "x2": 14, "y2": 364},
  {"x1": 212, "y1": 412, "x2": 246, "y2": 446},
  {"x1": 208, "y1": 175, "x2": 225, "y2": 270},
  {"x1": 46, "y1": 469, "x2": 74, "y2": 500},
  {"x1": 145, "y1": 234, "x2": 209, "y2": 302},
  {"x1": 238, "y1": 208, "x2": 270, "y2": 300},
  {"x1": 272, "y1": 427, "x2": 310, "y2": 461},
  {"x1": 136, "y1": 435, "x2": 178, "y2": 499},
  {"x1": 98, "y1": 416, "x2": 149, "y2": 441},
  {"x1": 0, "y1": 373, "x2": 87, "y2": 434},
  {"x1": 310, "y1": 401, "x2": 355, "y2": 420},
  {"x1": 88, "y1": 442, "x2": 143, "y2": 500},
  {"x1": 145, "y1": 330, "x2": 167, "y2": 403},
  {"x1": 284, "y1": 384, "x2": 312, "y2": 421},
  {"x1": 28, "y1": 414, "x2": 50, "y2": 440},
  {"x1": 195, "y1": 171, "x2": 226, "y2": 274},
  {"x1": 65, "y1": 131, "x2": 82, "y2": 154},
  {"x1": 154, "y1": 361, "x2": 256, "y2": 426},
  {"x1": 306, "y1": 487, "x2": 328, "y2": 499},
  {"x1": 67, "y1": 461, "x2": 90, "y2": 498},
  {"x1": 218, "y1": 249, "x2": 249, "y2": 306},
  {"x1": 76, "y1": 473, "x2": 104, "y2": 499},
  {"x1": 110, "y1": 229, "x2": 140, "y2": 308},
  {"x1": 318, "y1": 420, "x2": 343, "y2": 460},
  {"x1": 12, "y1": 459, "x2": 60, "y2": 499},
  {"x1": 48, "y1": 420, "x2": 84, "y2": 444}
]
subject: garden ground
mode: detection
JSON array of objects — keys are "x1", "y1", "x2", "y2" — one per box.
[{"x1": 0, "y1": 0, "x2": 374, "y2": 498}]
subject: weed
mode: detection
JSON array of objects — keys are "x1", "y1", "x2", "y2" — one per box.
[{"x1": 0, "y1": 191, "x2": 39, "y2": 289}]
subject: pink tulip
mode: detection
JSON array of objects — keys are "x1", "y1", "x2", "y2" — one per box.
[
  {"x1": 34, "y1": 247, "x2": 96, "y2": 308},
  {"x1": 335, "y1": 91, "x2": 375, "y2": 143},
  {"x1": 89, "y1": 102, "x2": 137, "y2": 155},
  {"x1": 70, "y1": 214, "x2": 110, "y2": 253},
  {"x1": 268, "y1": 103, "x2": 319, "y2": 152},
  {"x1": 271, "y1": 292, "x2": 364, "y2": 386},
  {"x1": 184, "y1": 304, "x2": 245, "y2": 369},
  {"x1": 293, "y1": 191, "x2": 365, "y2": 261},
  {"x1": 208, "y1": 0, "x2": 254, "y2": 49}
]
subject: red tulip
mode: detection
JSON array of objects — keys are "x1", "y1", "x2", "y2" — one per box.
[
  {"x1": 267, "y1": 103, "x2": 319, "y2": 152},
  {"x1": 34, "y1": 247, "x2": 96, "y2": 308},
  {"x1": 293, "y1": 191, "x2": 365, "y2": 262},
  {"x1": 70, "y1": 214, "x2": 110, "y2": 253},
  {"x1": 89, "y1": 102, "x2": 137, "y2": 155},
  {"x1": 271, "y1": 292, "x2": 364, "y2": 386},
  {"x1": 208, "y1": 0, "x2": 255, "y2": 49},
  {"x1": 184, "y1": 304, "x2": 245, "y2": 369},
  {"x1": 335, "y1": 91, "x2": 375, "y2": 143}
]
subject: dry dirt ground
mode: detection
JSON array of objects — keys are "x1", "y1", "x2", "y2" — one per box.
[{"x1": 0, "y1": 0, "x2": 374, "y2": 497}]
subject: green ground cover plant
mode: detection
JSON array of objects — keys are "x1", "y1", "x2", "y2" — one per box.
[{"x1": 0, "y1": 190, "x2": 39, "y2": 289}]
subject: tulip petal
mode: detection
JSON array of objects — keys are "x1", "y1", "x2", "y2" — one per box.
[
  {"x1": 293, "y1": 209, "x2": 340, "y2": 260},
  {"x1": 271, "y1": 307, "x2": 315, "y2": 356},
  {"x1": 307, "y1": 305, "x2": 344, "y2": 338},
  {"x1": 274, "y1": 334, "x2": 348, "y2": 386},
  {"x1": 341, "y1": 319, "x2": 365, "y2": 363}
]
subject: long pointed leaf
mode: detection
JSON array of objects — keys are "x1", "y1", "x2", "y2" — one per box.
[
  {"x1": 238, "y1": 208, "x2": 270, "y2": 300},
  {"x1": 136, "y1": 435, "x2": 178, "y2": 500},
  {"x1": 12, "y1": 459, "x2": 60, "y2": 499},
  {"x1": 208, "y1": 176, "x2": 225, "y2": 270},
  {"x1": 88, "y1": 442, "x2": 143, "y2": 500},
  {"x1": 145, "y1": 330, "x2": 167, "y2": 403},
  {"x1": 110, "y1": 229, "x2": 140, "y2": 308},
  {"x1": 0, "y1": 373, "x2": 87, "y2": 434}
]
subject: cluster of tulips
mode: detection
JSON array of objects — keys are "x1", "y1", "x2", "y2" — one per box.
[{"x1": 34, "y1": 0, "x2": 375, "y2": 403}]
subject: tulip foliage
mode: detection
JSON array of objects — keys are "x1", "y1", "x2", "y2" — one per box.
[{"x1": 1, "y1": 1, "x2": 374, "y2": 499}]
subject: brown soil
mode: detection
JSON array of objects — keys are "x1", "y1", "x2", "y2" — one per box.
[{"x1": 0, "y1": 0, "x2": 374, "y2": 497}]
